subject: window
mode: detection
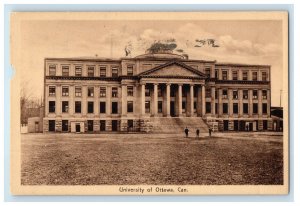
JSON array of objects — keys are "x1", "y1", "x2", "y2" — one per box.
[
  {"x1": 215, "y1": 90, "x2": 218, "y2": 99},
  {"x1": 222, "y1": 89, "x2": 228, "y2": 99},
  {"x1": 100, "y1": 102, "x2": 106, "y2": 113},
  {"x1": 112, "y1": 67, "x2": 118, "y2": 77},
  {"x1": 215, "y1": 103, "x2": 218, "y2": 114},
  {"x1": 49, "y1": 101, "x2": 55, "y2": 113},
  {"x1": 215, "y1": 70, "x2": 219, "y2": 79},
  {"x1": 222, "y1": 71, "x2": 228, "y2": 80},
  {"x1": 253, "y1": 103, "x2": 258, "y2": 114},
  {"x1": 205, "y1": 68, "x2": 211, "y2": 77},
  {"x1": 233, "y1": 103, "x2": 238, "y2": 114},
  {"x1": 170, "y1": 88, "x2": 175, "y2": 97},
  {"x1": 112, "y1": 102, "x2": 118, "y2": 114},
  {"x1": 128, "y1": 120, "x2": 134, "y2": 129},
  {"x1": 243, "y1": 103, "x2": 248, "y2": 114},
  {"x1": 223, "y1": 103, "x2": 228, "y2": 114},
  {"x1": 100, "y1": 87, "x2": 106, "y2": 97},
  {"x1": 62, "y1": 120, "x2": 68, "y2": 132},
  {"x1": 49, "y1": 65, "x2": 56, "y2": 76},
  {"x1": 48, "y1": 120, "x2": 55, "y2": 132},
  {"x1": 158, "y1": 101, "x2": 163, "y2": 113},
  {"x1": 62, "y1": 101, "x2": 69, "y2": 113},
  {"x1": 205, "y1": 102, "x2": 211, "y2": 113},
  {"x1": 112, "y1": 87, "x2": 118, "y2": 97},
  {"x1": 88, "y1": 102, "x2": 94, "y2": 113},
  {"x1": 145, "y1": 101, "x2": 150, "y2": 113},
  {"x1": 127, "y1": 101, "x2": 133, "y2": 113},
  {"x1": 88, "y1": 66, "x2": 95, "y2": 77},
  {"x1": 62, "y1": 86, "x2": 69, "y2": 96},
  {"x1": 100, "y1": 67, "x2": 106, "y2": 77},
  {"x1": 205, "y1": 88, "x2": 211, "y2": 98},
  {"x1": 87, "y1": 120, "x2": 93, "y2": 132},
  {"x1": 233, "y1": 90, "x2": 238, "y2": 99},
  {"x1": 145, "y1": 87, "x2": 150, "y2": 96},
  {"x1": 62, "y1": 66, "x2": 69, "y2": 76},
  {"x1": 263, "y1": 103, "x2": 268, "y2": 114},
  {"x1": 253, "y1": 90, "x2": 258, "y2": 99},
  {"x1": 127, "y1": 86, "x2": 134, "y2": 96},
  {"x1": 75, "y1": 66, "x2": 82, "y2": 76},
  {"x1": 232, "y1": 71, "x2": 238, "y2": 80},
  {"x1": 100, "y1": 120, "x2": 106, "y2": 131},
  {"x1": 75, "y1": 101, "x2": 81, "y2": 113},
  {"x1": 243, "y1": 90, "x2": 248, "y2": 99},
  {"x1": 49, "y1": 86, "x2": 55, "y2": 96},
  {"x1": 127, "y1": 65, "x2": 133, "y2": 76},
  {"x1": 158, "y1": 87, "x2": 162, "y2": 97},
  {"x1": 262, "y1": 90, "x2": 267, "y2": 99},
  {"x1": 252, "y1": 72, "x2": 258, "y2": 81},
  {"x1": 75, "y1": 87, "x2": 82, "y2": 97},
  {"x1": 262, "y1": 72, "x2": 267, "y2": 81},
  {"x1": 182, "y1": 102, "x2": 186, "y2": 112},
  {"x1": 242, "y1": 71, "x2": 248, "y2": 80},
  {"x1": 88, "y1": 87, "x2": 94, "y2": 97}
]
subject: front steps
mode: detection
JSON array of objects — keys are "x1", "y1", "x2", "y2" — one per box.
[{"x1": 148, "y1": 117, "x2": 209, "y2": 134}]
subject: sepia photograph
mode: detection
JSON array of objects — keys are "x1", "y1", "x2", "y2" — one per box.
[{"x1": 10, "y1": 11, "x2": 288, "y2": 195}]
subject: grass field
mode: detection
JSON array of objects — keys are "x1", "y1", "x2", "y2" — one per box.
[{"x1": 21, "y1": 132, "x2": 283, "y2": 185}]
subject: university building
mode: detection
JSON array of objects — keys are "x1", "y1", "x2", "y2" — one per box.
[{"x1": 43, "y1": 51, "x2": 272, "y2": 133}]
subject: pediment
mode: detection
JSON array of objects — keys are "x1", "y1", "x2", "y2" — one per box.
[{"x1": 138, "y1": 61, "x2": 207, "y2": 78}]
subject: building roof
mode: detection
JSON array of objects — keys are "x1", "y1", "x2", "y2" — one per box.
[{"x1": 216, "y1": 62, "x2": 271, "y2": 67}]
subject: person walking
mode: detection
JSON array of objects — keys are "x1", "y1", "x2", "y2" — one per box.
[
  {"x1": 184, "y1": 127, "x2": 189, "y2": 138},
  {"x1": 196, "y1": 128, "x2": 200, "y2": 139},
  {"x1": 209, "y1": 127, "x2": 212, "y2": 137}
]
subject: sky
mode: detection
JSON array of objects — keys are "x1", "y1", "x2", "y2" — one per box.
[{"x1": 18, "y1": 19, "x2": 284, "y2": 106}]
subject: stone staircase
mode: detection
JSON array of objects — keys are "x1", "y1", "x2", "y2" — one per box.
[{"x1": 149, "y1": 117, "x2": 209, "y2": 134}]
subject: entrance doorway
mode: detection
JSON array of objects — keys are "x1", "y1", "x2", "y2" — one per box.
[
  {"x1": 112, "y1": 120, "x2": 118, "y2": 131},
  {"x1": 35, "y1": 122, "x2": 39, "y2": 132},
  {"x1": 249, "y1": 122, "x2": 253, "y2": 131},
  {"x1": 223, "y1": 120, "x2": 229, "y2": 131},
  {"x1": 76, "y1": 124, "x2": 80, "y2": 132},
  {"x1": 170, "y1": 101, "x2": 175, "y2": 117}
]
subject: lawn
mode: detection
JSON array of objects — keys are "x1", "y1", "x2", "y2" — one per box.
[{"x1": 21, "y1": 133, "x2": 283, "y2": 185}]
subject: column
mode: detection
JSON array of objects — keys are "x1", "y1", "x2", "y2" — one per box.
[
  {"x1": 211, "y1": 87, "x2": 216, "y2": 115},
  {"x1": 178, "y1": 84, "x2": 182, "y2": 117},
  {"x1": 258, "y1": 89, "x2": 262, "y2": 117},
  {"x1": 165, "y1": 83, "x2": 171, "y2": 117},
  {"x1": 201, "y1": 85, "x2": 205, "y2": 116},
  {"x1": 218, "y1": 89, "x2": 223, "y2": 115},
  {"x1": 56, "y1": 84, "x2": 61, "y2": 116},
  {"x1": 238, "y1": 89, "x2": 243, "y2": 116},
  {"x1": 69, "y1": 85, "x2": 74, "y2": 116},
  {"x1": 121, "y1": 84, "x2": 127, "y2": 116},
  {"x1": 106, "y1": 86, "x2": 111, "y2": 116},
  {"x1": 140, "y1": 83, "x2": 145, "y2": 116},
  {"x1": 249, "y1": 90, "x2": 253, "y2": 116},
  {"x1": 196, "y1": 86, "x2": 201, "y2": 116},
  {"x1": 228, "y1": 88, "x2": 233, "y2": 116},
  {"x1": 153, "y1": 83, "x2": 158, "y2": 116},
  {"x1": 189, "y1": 84, "x2": 194, "y2": 117}
]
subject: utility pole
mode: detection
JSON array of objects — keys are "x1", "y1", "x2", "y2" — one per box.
[{"x1": 280, "y1": 89, "x2": 282, "y2": 107}]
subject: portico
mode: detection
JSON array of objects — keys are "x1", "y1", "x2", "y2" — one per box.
[{"x1": 139, "y1": 80, "x2": 206, "y2": 118}]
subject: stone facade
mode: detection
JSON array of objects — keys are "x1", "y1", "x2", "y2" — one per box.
[{"x1": 43, "y1": 51, "x2": 272, "y2": 133}]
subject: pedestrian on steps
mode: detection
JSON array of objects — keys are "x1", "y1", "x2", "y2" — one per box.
[
  {"x1": 196, "y1": 128, "x2": 200, "y2": 139},
  {"x1": 184, "y1": 127, "x2": 189, "y2": 138}
]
